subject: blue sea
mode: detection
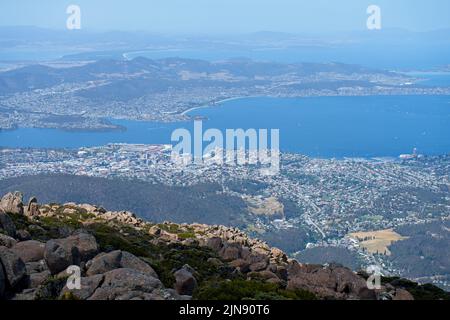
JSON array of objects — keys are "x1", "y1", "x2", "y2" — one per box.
[{"x1": 1, "y1": 95, "x2": 449, "y2": 158}]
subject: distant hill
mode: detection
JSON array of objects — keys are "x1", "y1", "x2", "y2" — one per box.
[
  {"x1": 0, "y1": 57, "x2": 395, "y2": 96},
  {"x1": 0, "y1": 174, "x2": 247, "y2": 227}
]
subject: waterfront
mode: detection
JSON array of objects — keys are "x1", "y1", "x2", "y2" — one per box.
[{"x1": 1, "y1": 95, "x2": 449, "y2": 158}]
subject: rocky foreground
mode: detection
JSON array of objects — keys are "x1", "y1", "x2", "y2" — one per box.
[{"x1": 0, "y1": 191, "x2": 447, "y2": 300}]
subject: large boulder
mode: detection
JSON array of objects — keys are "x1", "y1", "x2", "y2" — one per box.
[
  {"x1": 219, "y1": 244, "x2": 242, "y2": 261},
  {"x1": 86, "y1": 250, "x2": 157, "y2": 278},
  {"x1": 88, "y1": 268, "x2": 163, "y2": 300},
  {"x1": 0, "y1": 192, "x2": 24, "y2": 215},
  {"x1": 28, "y1": 270, "x2": 51, "y2": 288},
  {"x1": 229, "y1": 259, "x2": 250, "y2": 273},
  {"x1": 0, "y1": 211, "x2": 16, "y2": 237},
  {"x1": 247, "y1": 270, "x2": 281, "y2": 284},
  {"x1": 69, "y1": 232, "x2": 99, "y2": 262},
  {"x1": 246, "y1": 252, "x2": 269, "y2": 272},
  {"x1": 60, "y1": 274, "x2": 104, "y2": 300},
  {"x1": 206, "y1": 237, "x2": 223, "y2": 251},
  {"x1": 120, "y1": 251, "x2": 157, "y2": 277},
  {"x1": 393, "y1": 288, "x2": 414, "y2": 300},
  {"x1": 25, "y1": 260, "x2": 48, "y2": 275},
  {"x1": 0, "y1": 233, "x2": 17, "y2": 248},
  {"x1": 11, "y1": 240, "x2": 45, "y2": 263},
  {"x1": 0, "y1": 246, "x2": 27, "y2": 289},
  {"x1": 287, "y1": 263, "x2": 370, "y2": 299},
  {"x1": 174, "y1": 265, "x2": 198, "y2": 296},
  {"x1": 44, "y1": 240, "x2": 78, "y2": 275},
  {"x1": 44, "y1": 232, "x2": 98, "y2": 274},
  {"x1": 25, "y1": 197, "x2": 39, "y2": 217},
  {"x1": 86, "y1": 251, "x2": 122, "y2": 276}
]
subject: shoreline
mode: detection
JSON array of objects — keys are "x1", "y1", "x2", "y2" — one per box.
[
  {"x1": 180, "y1": 96, "x2": 261, "y2": 116},
  {"x1": 0, "y1": 143, "x2": 446, "y2": 162}
]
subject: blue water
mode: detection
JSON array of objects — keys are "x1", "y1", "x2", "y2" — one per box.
[
  {"x1": 1, "y1": 95, "x2": 449, "y2": 158},
  {"x1": 403, "y1": 72, "x2": 450, "y2": 87}
]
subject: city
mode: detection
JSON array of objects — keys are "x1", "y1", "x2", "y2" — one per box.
[{"x1": 1, "y1": 143, "x2": 449, "y2": 289}]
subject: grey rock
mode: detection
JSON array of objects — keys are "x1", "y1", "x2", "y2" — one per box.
[
  {"x1": 11, "y1": 240, "x2": 45, "y2": 263},
  {"x1": 0, "y1": 192, "x2": 24, "y2": 215},
  {"x1": 86, "y1": 251, "x2": 122, "y2": 276},
  {"x1": 44, "y1": 239, "x2": 78, "y2": 275},
  {"x1": 0, "y1": 246, "x2": 27, "y2": 288},
  {"x1": 44, "y1": 232, "x2": 98, "y2": 274},
  {"x1": 86, "y1": 250, "x2": 157, "y2": 278},
  {"x1": 60, "y1": 274, "x2": 104, "y2": 300},
  {"x1": 247, "y1": 253, "x2": 269, "y2": 272},
  {"x1": 206, "y1": 237, "x2": 223, "y2": 251},
  {"x1": 0, "y1": 233, "x2": 17, "y2": 248},
  {"x1": 0, "y1": 211, "x2": 16, "y2": 237},
  {"x1": 174, "y1": 265, "x2": 197, "y2": 296},
  {"x1": 68, "y1": 232, "x2": 99, "y2": 262},
  {"x1": 287, "y1": 264, "x2": 368, "y2": 299},
  {"x1": 25, "y1": 197, "x2": 39, "y2": 217},
  {"x1": 120, "y1": 251, "x2": 157, "y2": 278},
  {"x1": 219, "y1": 244, "x2": 241, "y2": 261},
  {"x1": 249, "y1": 261, "x2": 269, "y2": 272},
  {"x1": 29, "y1": 270, "x2": 51, "y2": 288},
  {"x1": 229, "y1": 259, "x2": 250, "y2": 273},
  {"x1": 89, "y1": 268, "x2": 162, "y2": 300},
  {"x1": 393, "y1": 288, "x2": 414, "y2": 300},
  {"x1": 25, "y1": 260, "x2": 48, "y2": 274}
]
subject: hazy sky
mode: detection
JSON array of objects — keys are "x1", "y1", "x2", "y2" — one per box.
[{"x1": 1, "y1": 0, "x2": 450, "y2": 34}]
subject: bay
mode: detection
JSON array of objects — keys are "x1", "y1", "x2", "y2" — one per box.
[{"x1": 0, "y1": 95, "x2": 449, "y2": 158}]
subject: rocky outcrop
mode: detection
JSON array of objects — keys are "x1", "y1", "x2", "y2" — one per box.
[
  {"x1": 0, "y1": 193, "x2": 434, "y2": 301},
  {"x1": 287, "y1": 262, "x2": 368, "y2": 299},
  {"x1": 0, "y1": 192, "x2": 24, "y2": 215},
  {"x1": 25, "y1": 197, "x2": 39, "y2": 217}
]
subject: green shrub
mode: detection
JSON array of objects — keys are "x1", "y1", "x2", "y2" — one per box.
[
  {"x1": 382, "y1": 276, "x2": 450, "y2": 300},
  {"x1": 194, "y1": 279, "x2": 316, "y2": 300}
]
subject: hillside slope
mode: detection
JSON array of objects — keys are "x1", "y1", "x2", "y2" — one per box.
[{"x1": 1, "y1": 191, "x2": 448, "y2": 300}]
